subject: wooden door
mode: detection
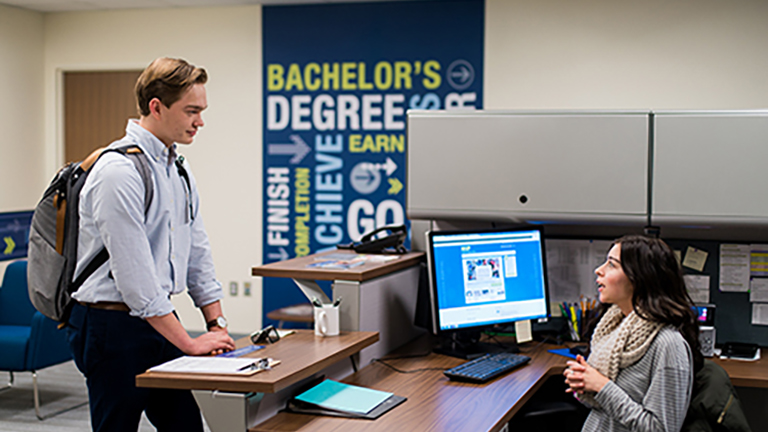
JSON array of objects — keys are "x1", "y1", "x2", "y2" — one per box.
[{"x1": 64, "y1": 70, "x2": 141, "y2": 163}]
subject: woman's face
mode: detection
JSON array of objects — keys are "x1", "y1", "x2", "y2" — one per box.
[{"x1": 595, "y1": 243, "x2": 634, "y2": 315}]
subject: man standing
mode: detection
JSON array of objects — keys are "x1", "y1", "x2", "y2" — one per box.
[{"x1": 66, "y1": 57, "x2": 235, "y2": 432}]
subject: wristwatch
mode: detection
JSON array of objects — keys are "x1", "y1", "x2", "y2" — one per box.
[{"x1": 206, "y1": 316, "x2": 228, "y2": 331}]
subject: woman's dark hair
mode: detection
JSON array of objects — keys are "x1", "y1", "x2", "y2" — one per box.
[{"x1": 616, "y1": 235, "x2": 703, "y2": 372}]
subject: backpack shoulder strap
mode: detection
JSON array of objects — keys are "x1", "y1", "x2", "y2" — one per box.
[
  {"x1": 105, "y1": 145, "x2": 154, "y2": 215},
  {"x1": 70, "y1": 145, "x2": 153, "y2": 293},
  {"x1": 175, "y1": 155, "x2": 195, "y2": 221}
]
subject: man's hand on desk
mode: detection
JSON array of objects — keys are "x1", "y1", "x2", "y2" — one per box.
[
  {"x1": 188, "y1": 330, "x2": 236, "y2": 356},
  {"x1": 147, "y1": 312, "x2": 236, "y2": 356}
]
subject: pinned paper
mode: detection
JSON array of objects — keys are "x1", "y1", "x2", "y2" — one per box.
[
  {"x1": 750, "y1": 278, "x2": 768, "y2": 303},
  {"x1": 750, "y1": 244, "x2": 768, "y2": 277},
  {"x1": 682, "y1": 247, "x2": 708, "y2": 272},
  {"x1": 752, "y1": 303, "x2": 768, "y2": 326},
  {"x1": 684, "y1": 275, "x2": 710, "y2": 304},
  {"x1": 720, "y1": 244, "x2": 750, "y2": 293}
]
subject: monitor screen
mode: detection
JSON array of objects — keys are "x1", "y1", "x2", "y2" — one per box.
[
  {"x1": 693, "y1": 304, "x2": 716, "y2": 327},
  {"x1": 426, "y1": 227, "x2": 550, "y2": 334}
]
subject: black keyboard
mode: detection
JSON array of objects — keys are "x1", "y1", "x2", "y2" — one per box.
[{"x1": 444, "y1": 352, "x2": 531, "y2": 383}]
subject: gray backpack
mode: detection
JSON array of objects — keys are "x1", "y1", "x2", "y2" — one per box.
[{"x1": 27, "y1": 143, "x2": 153, "y2": 323}]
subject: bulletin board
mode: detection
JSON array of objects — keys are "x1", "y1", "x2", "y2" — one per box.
[{"x1": 666, "y1": 239, "x2": 768, "y2": 347}]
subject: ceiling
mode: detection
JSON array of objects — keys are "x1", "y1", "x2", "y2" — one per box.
[{"x1": 0, "y1": 0, "x2": 380, "y2": 13}]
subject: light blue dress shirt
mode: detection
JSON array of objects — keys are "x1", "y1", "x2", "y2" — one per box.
[{"x1": 72, "y1": 120, "x2": 222, "y2": 319}]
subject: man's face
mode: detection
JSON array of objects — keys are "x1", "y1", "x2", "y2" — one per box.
[{"x1": 155, "y1": 83, "x2": 207, "y2": 146}]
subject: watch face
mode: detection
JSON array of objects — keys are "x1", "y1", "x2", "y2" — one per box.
[{"x1": 216, "y1": 316, "x2": 227, "y2": 328}]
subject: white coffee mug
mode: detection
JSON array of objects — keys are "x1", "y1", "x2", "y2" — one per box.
[{"x1": 314, "y1": 304, "x2": 340, "y2": 337}]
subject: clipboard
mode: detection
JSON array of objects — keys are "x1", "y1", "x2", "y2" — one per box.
[{"x1": 148, "y1": 356, "x2": 280, "y2": 376}]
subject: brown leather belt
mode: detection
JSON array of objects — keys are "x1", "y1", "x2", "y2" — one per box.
[{"x1": 78, "y1": 301, "x2": 130, "y2": 312}]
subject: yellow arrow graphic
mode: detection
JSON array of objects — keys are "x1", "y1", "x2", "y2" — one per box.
[
  {"x1": 388, "y1": 178, "x2": 403, "y2": 195},
  {"x1": 3, "y1": 237, "x2": 15, "y2": 255}
]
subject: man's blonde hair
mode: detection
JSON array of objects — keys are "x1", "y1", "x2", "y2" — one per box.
[{"x1": 135, "y1": 57, "x2": 207, "y2": 116}]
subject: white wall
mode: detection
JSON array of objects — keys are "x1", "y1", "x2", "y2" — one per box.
[
  {"x1": 0, "y1": 5, "x2": 45, "y2": 212},
  {"x1": 485, "y1": 0, "x2": 768, "y2": 109},
  {"x1": 43, "y1": 6, "x2": 263, "y2": 333}
]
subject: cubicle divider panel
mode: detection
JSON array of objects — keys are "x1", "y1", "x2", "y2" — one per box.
[{"x1": 407, "y1": 111, "x2": 649, "y2": 225}]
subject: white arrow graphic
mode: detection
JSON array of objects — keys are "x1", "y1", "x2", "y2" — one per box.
[
  {"x1": 451, "y1": 66, "x2": 471, "y2": 83},
  {"x1": 267, "y1": 135, "x2": 311, "y2": 164},
  {"x1": 268, "y1": 247, "x2": 289, "y2": 262},
  {"x1": 361, "y1": 157, "x2": 398, "y2": 176}
]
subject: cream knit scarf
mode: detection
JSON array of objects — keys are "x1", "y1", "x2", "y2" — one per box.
[{"x1": 579, "y1": 305, "x2": 663, "y2": 408}]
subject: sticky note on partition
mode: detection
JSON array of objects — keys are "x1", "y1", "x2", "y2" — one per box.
[{"x1": 683, "y1": 247, "x2": 708, "y2": 272}]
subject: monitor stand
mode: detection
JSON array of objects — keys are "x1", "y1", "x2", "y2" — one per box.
[{"x1": 434, "y1": 331, "x2": 519, "y2": 360}]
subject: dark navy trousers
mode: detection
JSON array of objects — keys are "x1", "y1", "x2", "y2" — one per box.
[{"x1": 67, "y1": 303, "x2": 203, "y2": 432}]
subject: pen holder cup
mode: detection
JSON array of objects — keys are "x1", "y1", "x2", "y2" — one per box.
[{"x1": 314, "y1": 304, "x2": 340, "y2": 337}]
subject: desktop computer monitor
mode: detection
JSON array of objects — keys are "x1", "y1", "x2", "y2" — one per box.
[
  {"x1": 426, "y1": 227, "x2": 550, "y2": 358},
  {"x1": 693, "y1": 304, "x2": 716, "y2": 327}
]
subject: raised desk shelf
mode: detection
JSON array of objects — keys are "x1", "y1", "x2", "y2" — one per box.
[
  {"x1": 136, "y1": 330, "x2": 378, "y2": 394},
  {"x1": 252, "y1": 250, "x2": 424, "y2": 282}
]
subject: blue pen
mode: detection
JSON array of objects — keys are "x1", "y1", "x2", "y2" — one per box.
[{"x1": 577, "y1": 308, "x2": 582, "y2": 338}]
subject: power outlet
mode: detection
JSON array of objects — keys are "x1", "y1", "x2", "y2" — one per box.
[
  {"x1": 243, "y1": 282, "x2": 252, "y2": 296},
  {"x1": 229, "y1": 281, "x2": 238, "y2": 296}
]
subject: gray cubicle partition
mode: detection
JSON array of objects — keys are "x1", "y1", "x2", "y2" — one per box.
[
  {"x1": 653, "y1": 111, "x2": 768, "y2": 240},
  {"x1": 407, "y1": 110, "x2": 649, "y2": 227}
]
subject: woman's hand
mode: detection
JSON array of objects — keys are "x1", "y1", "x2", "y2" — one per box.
[{"x1": 563, "y1": 355, "x2": 610, "y2": 394}]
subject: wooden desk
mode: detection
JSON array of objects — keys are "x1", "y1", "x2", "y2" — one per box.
[
  {"x1": 136, "y1": 330, "x2": 378, "y2": 431},
  {"x1": 252, "y1": 342, "x2": 768, "y2": 432},
  {"x1": 253, "y1": 251, "x2": 426, "y2": 365},
  {"x1": 251, "y1": 338, "x2": 568, "y2": 432},
  {"x1": 712, "y1": 349, "x2": 768, "y2": 389}
]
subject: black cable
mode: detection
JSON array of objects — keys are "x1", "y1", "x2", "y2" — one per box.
[
  {"x1": 373, "y1": 358, "x2": 445, "y2": 374},
  {"x1": 371, "y1": 352, "x2": 445, "y2": 374},
  {"x1": 373, "y1": 352, "x2": 432, "y2": 361}
]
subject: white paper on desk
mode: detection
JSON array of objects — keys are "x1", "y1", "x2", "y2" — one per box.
[
  {"x1": 719, "y1": 244, "x2": 750, "y2": 292},
  {"x1": 149, "y1": 356, "x2": 263, "y2": 375},
  {"x1": 752, "y1": 303, "x2": 768, "y2": 326},
  {"x1": 277, "y1": 329, "x2": 295, "y2": 338},
  {"x1": 750, "y1": 278, "x2": 768, "y2": 303},
  {"x1": 545, "y1": 239, "x2": 612, "y2": 304},
  {"x1": 684, "y1": 275, "x2": 710, "y2": 304}
]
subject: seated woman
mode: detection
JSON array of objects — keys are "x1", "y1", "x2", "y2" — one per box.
[{"x1": 564, "y1": 235, "x2": 703, "y2": 432}]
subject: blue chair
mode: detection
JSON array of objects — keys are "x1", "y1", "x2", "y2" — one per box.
[{"x1": 0, "y1": 259, "x2": 86, "y2": 419}]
